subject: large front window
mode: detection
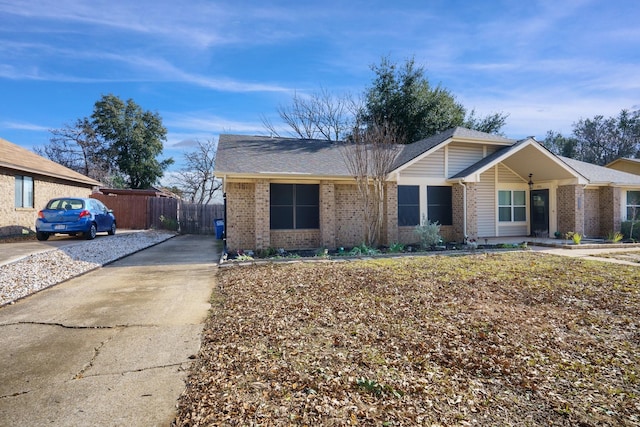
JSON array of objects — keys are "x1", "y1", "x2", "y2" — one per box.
[
  {"x1": 427, "y1": 186, "x2": 452, "y2": 225},
  {"x1": 15, "y1": 175, "x2": 34, "y2": 208},
  {"x1": 628, "y1": 190, "x2": 640, "y2": 220},
  {"x1": 498, "y1": 190, "x2": 526, "y2": 222},
  {"x1": 398, "y1": 185, "x2": 419, "y2": 226},
  {"x1": 270, "y1": 184, "x2": 319, "y2": 229}
]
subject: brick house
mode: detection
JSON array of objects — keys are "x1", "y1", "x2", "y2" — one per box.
[
  {"x1": 0, "y1": 137, "x2": 101, "y2": 237},
  {"x1": 214, "y1": 128, "x2": 640, "y2": 251}
]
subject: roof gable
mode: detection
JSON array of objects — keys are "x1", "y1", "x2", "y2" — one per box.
[
  {"x1": 0, "y1": 138, "x2": 100, "y2": 186},
  {"x1": 561, "y1": 157, "x2": 640, "y2": 185}
]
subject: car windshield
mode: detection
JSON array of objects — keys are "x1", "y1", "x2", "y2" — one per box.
[{"x1": 46, "y1": 199, "x2": 85, "y2": 210}]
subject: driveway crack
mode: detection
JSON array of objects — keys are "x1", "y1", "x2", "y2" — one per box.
[{"x1": 0, "y1": 390, "x2": 30, "y2": 399}]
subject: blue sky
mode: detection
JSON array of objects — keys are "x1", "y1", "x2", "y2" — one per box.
[{"x1": 1, "y1": 0, "x2": 639, "y2": 172}]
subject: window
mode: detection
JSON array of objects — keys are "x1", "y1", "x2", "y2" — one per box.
[
  {"x1": 628, "y1": 190, "x2": 640, "y2": 220},
  {"x1": 15, "y1": 175, "x2": 33, "y2": 208},
  {"x1": 398, "y1": 185, "x2": 420, "y2": 226},
  {"x1": 270, "y1": 184, "x2": 319, "y2": 229},
  {"x1": 427, "y1": 186, "x2": 452, "y2": 225},
  {"x1": 498, "y1": 190, "x2": 526, "y2": 222}
]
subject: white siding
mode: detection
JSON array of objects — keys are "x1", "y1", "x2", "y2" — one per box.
[
  {"x1": 497, "y1": 164, "x2": 524, "y2": 183},
  {"x1": 477, "y1": 168, "x2": 496, "y2": 237},
  {"x1": 403, "y1": 147, "x2": 445, "y2": 178},
  {"x1": 499, "y1": 224, "x2": 528, "y2": 236},
  {"x1": 448, "y1": 143, "x2": 484, "y2": 176}
]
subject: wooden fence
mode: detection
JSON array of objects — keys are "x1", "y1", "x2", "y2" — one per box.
[{"x1": 91, "y1": 193, "x2": 224, "y2": 234}]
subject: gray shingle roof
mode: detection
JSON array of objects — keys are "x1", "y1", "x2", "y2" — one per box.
[
  {"x1": 215, "y1": 134, "x2": 353, "y2": 177},
  {"x1": 560, "y1": 156, "x2": 640, "y2": 185}
]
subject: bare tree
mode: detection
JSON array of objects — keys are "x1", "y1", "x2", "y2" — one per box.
[
  {"x1": 262, "y1": 88, "x2": 352, "y2": 141},
  {"x1": 341, "y1": 117, "x2": 402, "y2": 247},
  {"x1": 38, "y1": 118, "x2": 111, "y2": 181},
  {"x1": 173, "y1": 139, "x2": 221, "y2": 204}
]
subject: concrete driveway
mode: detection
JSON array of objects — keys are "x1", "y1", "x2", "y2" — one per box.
[{"x1": 0, "y1": 235, "x2": 220, "y2": 426}]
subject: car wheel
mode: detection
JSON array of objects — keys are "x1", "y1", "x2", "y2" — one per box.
[
  {"x1": 85, "y1": 223, "x2": 97, "y2": 240},
  {"x1": 108, "y1": 222, "x2": 116, "y2": 235},
  {"x1": 36, "y1": 231, "x2": 50, "y2": 241}
]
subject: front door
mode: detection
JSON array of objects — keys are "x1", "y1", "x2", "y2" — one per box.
[{"x1": 530, "y1": 189, "x2": 549, "y2": 237}]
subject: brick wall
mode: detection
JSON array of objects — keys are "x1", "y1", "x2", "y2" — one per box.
[
  {"x1": 0, "y1": 170, "x2": 94, "y2": 236},
  {"x1": 384, "y1": 181, "x2": 398, "y2": 245},
  {"x1": 320, "y1": 181, "x2": 336, "y2": 249},
  {"x1": 599, "y1": 186, "x2": 621, "y2": 236},
  {"x1": 557, "y1": 184, "x2": 584, "y2": 235},
  {"x1": 225, "y1": 182, "x2": 256, "y2": 251},
  {"x1": 254, "y1": 180, "x2": 270, "y2": 249},
  {"x1": 270, "y1": 230, "x2": 321, "y2": 249},
  {"x1": 584, "y1": 188, "x2": 600, "y2": 237},
  {"x1": 335, "y1": 183, "x2": 366, "y2": 247}
]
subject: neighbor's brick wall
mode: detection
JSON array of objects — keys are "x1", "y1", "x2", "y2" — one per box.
[
  {"x1": 584, "y1": 188, "x2": 600, "y2": 237},
  {"x1": 0, "y1": 170, "x2": 93, "y2": 236},
  {"x1": 335, "y1": 183, "x2": 366, "y2": 248},
  {"x1": 557, "y1": 184, "x2": 584, "y2": 235},
  {"x1": 599, "y1": 186, "x2": 621, "y2": 236},
  {"x1": 225, "y1": 182, "x2": 256, "y2": 251}
]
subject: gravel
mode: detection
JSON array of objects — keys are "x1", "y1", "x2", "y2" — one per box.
[{"x1": 0, "y1": 230, "x2": 175, "y2": 306}]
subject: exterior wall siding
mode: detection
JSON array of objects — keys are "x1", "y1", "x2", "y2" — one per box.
[
  {"x1": 270, "y1": 230, "x2": 321, "y2": 250},
  {"x1": 402, "y1": 147, "x2": 445, "y2": 177},
  {"x1": 448, "y1": 143, "x2": 484, "y2": 176},
  {"x1": 320, "y1": 181, "x2": 337, "y2": 249},
  {"x1": 335, "y1": 183, "x2": 366, "y2": 247},
  {"x1": 254, "y1": 180, "x2": 270, "y2": 249},
  {"x1": 384, "y1": 181, "x2": 398, "y2": 246},
  {"x1": 0, "y1": 170, "x2": 94, "y2": 236},
  {"x1": 477, "y1": 169, "x2": 496, "y2": 237}
]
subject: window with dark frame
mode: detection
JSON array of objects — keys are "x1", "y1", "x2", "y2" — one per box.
[
  {"x1": 427, "y1": 186, "x2": 452, "y2": 226},
  {"x1": 270, "y1": 183, "x2": 319, "y2": 229},
  {"x1": 14, "y1": 175, "x2": 34, "y2": 208},
  {"x1": 398, "y1": 185, "x2": 420, "y2": 226}
]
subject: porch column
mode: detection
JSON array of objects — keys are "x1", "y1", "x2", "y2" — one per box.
[
  {"x1": 319, "y1": 181, "x2": 336, "y2": 249},
  {"x1": 384, "y1": 181, "x2": 398, "y2": 246},
  {"x1": 599, "y1": 186, "x2": 621, "y2": 235},
  {"x1": 452, "y1": 183, "x2": 476, "y2": 242},
  {"x1": 557, "y1": 184, "x2": 585, "y2": 235},
  {"x1": 254, "y1": 180, "x2": 270, "y2": 250}
]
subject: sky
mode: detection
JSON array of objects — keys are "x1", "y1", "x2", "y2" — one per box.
[{"x1": 1, "y1": 0, "x2": 639, "y2": 173}]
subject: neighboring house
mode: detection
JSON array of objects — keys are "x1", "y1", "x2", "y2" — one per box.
[
  {"x1": 214, "y1": 128, "x2": 640, "y2": 251},
  {"x1": 0, "y1": 137, "x2": 101, "y2": 237},
  {"x1": 606, "y1": 158, "x2": 640, "y2": 176}
]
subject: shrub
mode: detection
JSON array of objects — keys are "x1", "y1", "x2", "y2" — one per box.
[
  {"x1": 159, "y1": 215, "x2": 178, "y2": 231},
  {"x1": 414, "y1": 215, "x2": 442, "y2": 249},
  {"x1": 388, "y1": 242, "x2": 405, "y2": 253},
  {"x1": 606, "y1": 231, "x2": 624, "y2": 243},
  {"x1": 621, "y1": 221, "x2": 640, "y2": 241}
]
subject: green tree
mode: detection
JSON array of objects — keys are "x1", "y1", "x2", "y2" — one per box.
[
  {"x1": 544, "y1": 109, "x2": 640, "y2": 165},
  {"x1": 542, "y1": 130, "x2": 578, "y2": 158},
  {"x1": 92, "y1": 94, "x2": 173, "y2": 188},
  {"x1": 362, "y1": 57, "x2": 508, "y2": 144}
]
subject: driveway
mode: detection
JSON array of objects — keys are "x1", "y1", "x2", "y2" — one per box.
[{"x1": 0, "y1": 235, "x2": 220, "y2": 426}]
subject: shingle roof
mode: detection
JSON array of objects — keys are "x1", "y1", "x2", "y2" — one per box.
[
  {"x1": 215, "y1": 134, "x2": 354, "y2": 177},
  {"x1": 0, "y1": 137, "x2": 100, "y2": 186},
  {"x1": 560, "y1": 156, "x2": 640, "y2": 185},
  {"x1": 391, "y1": 127, "x2": 515, "y2": 170}
]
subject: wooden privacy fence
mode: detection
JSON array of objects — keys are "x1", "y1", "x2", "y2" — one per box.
[{"x1": 91, "y1": 193, "x2": 224, "y2": 234}]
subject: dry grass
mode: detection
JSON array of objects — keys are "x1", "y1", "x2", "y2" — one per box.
[{"x1": 174, "y1": 252, "x2": 640, "y2": 426}]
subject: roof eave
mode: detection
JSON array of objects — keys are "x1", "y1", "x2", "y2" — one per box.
[{"x1": 0, "y1": 162, "x2": 101, "y2": 186}]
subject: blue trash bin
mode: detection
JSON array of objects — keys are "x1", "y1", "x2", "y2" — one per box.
[{"x1": 214, "y1": 219, "x2": 224, "y2": 239}]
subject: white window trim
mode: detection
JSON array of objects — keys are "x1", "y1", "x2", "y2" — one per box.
[{"x1": 497, "y1": 189, "x2": 527, "y2": 223}]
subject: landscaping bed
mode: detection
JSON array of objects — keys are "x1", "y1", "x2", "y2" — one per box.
[{"x1": 174, "y1": 252, "x2": 640, "y2": 426}]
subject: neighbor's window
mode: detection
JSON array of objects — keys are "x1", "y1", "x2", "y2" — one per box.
[
  {"x1": 427, "y1": 186, "x2": 452, "y2": 226},
  {"x1": 498, "y1": 190, "x2": 526, "y2": 222},
  {"x1": 270, "y1": 184, "x2": 319, "y2": 229},
  {"x1": 628, "y1": 190, "x2": 640, "y2": 220},
  {"x1": 15, "y1": 175, "x2": 34, "y2": 208},
  {"x1": 397, "y1": 185, "x2": 420, "y2": 226}
]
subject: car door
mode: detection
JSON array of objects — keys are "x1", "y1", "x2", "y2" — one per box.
[{"x1": 91, "y1": 200, "x2": 109, "y2": 231}]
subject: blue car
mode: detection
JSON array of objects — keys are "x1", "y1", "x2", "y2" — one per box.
[{"x1": 36, "y1": 197, "x2": 116, "y2": 241}]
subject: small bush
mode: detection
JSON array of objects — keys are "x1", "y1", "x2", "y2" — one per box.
[
  {"x1": 606, "y1": 231, "x2": 624, "y2": 243},
  {"x1": 159, "y1": 215, "x2": 179, "y2": 231},
  {"x1": 621, "y1": 221, "x2": 640, "y2": 241},
  {"x1": 388, "y1": 242, "x2": 405, "y2": 253},
  {"x1": 414, "y1": 215, "x2": 442, "y2": 249}
]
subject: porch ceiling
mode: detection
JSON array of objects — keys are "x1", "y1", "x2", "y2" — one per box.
[{"x1": 501, "y1": 145, "x2": 578, "y2": 182}]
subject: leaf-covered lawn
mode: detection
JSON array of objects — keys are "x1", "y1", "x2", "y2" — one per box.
[{"x1": 174, "y1": 252, "x2": 640, "y2": 426}]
